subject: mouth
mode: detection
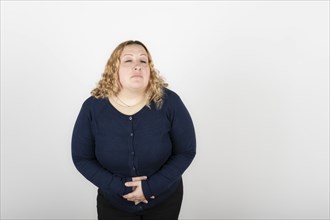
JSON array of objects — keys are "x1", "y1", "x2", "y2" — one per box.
[{"x1": 131, "y1": 75, "x2": 143, "y2": 78}]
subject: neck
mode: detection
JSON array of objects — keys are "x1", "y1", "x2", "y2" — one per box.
[
  {"x1": 118, "y1": 89, "x2": 146, "y2": 100},
  {"x1": 115, "y1": 89, "x2": 146, "y2": 107}
]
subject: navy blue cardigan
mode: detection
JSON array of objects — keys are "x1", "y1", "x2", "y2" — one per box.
[{"x1": 71, "y1": 88, "x2": 196, "y2": 213}]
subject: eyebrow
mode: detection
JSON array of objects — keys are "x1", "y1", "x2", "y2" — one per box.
[{"x1": 122, "y1": 53, "x2": 147, "y2": 57}]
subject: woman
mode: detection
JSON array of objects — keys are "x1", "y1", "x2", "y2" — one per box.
[{"x1": 71, "y1": 40, "x2": 196, "y2": 220}]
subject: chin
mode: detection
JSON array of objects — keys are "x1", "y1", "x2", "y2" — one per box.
[
  {"x1": 129, "y1": 85, "x2": 148, "y2": 91},
  {"x1": 130, "y1": 83, "x2": 147, "y2": 89}
]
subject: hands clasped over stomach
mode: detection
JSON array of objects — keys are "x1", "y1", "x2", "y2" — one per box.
[{"x1": 123, "y1": 176, "x2": 155, "y2": 205}]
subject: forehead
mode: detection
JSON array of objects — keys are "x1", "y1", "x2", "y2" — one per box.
[{"x1": 121, "y1": 44, "x2": 148, "y2": 56}]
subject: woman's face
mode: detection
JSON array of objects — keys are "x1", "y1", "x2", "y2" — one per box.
[{"x1": 118, "y1": 44, "x2": 150, "y2": 92}]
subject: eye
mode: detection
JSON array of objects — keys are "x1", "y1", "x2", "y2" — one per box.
[
  {"x1": 140, "y1": 60, "x2": 147, "y2": 64},
  {"x1": 124, "y1": 60, "x2": 132, "y2": 63}
]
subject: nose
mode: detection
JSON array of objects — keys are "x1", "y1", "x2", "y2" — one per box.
[{"x1": 132, "y1": 64, "x2": 141, "y2": 70}]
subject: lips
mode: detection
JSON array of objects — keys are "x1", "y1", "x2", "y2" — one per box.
[{"x1": 131, "y1": 75, "x2": 143, "y2": 78}]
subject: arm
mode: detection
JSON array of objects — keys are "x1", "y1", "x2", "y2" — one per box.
[
  {"x1": 141, "y1": 93, "x2": 196, "y2": 198},
  {"x1": 71, "y1": 98, "x2": 131, "y2": 196}
]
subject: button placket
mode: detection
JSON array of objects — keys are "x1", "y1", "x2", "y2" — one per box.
[{"x1": 129, "y1": 115, "x2": 136, "y2": 176}]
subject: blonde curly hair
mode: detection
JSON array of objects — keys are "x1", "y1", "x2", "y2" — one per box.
[{"x1": 91, "y1": 40, "x2": 168, "y2": 109}]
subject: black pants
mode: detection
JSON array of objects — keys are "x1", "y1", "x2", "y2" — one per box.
[{"x1": 97, "y1": 181, "x2": 183, "y2": 220}]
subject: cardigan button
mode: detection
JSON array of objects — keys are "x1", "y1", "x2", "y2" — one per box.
[{"x1": 129, "y1": 116, "x2": 132, "y2": 120}]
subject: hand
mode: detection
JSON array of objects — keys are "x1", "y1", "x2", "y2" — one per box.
[
  {"x1": 131, "y1": 176, "x2": 147, "y2": 192},
  {"x1": 123, "y1": 176, "x2": 155, "y2": 205},
  {"x1": 123, "y1": 179, "x2": 147, "y2": 205}
]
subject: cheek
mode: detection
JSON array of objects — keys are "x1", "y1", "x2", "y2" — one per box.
[
  {"x1": 146, "y1": 73, "x2": 151, "y2": 82},
  {"x1": 145, "y1": 70, "x2": 151, "y2": 81},
  {"x1": 118, "y1": 71, "x2": 127, "y2": 86},
  {"x1": 145, "y1": 75, "x2": 150, "y2": 86}
]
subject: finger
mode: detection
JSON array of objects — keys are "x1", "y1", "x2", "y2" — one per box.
[
  {"x1": 125, "y1": 181, "x2": 139, "y2": 187},
  {"x1": 132, "y1": 176, "x2": 145, "y2": 182},
  {"x1": 132, "y1": 176, "x2": 147, "y2": 181},
  {"x1": 125, "y1": 196, "x2": 139, "y2": 202},
  {"x1": 134, "y1": 199, "x2": 148, "y2": 205},
  {"x1": 123, "y1": 191, "x2": 143, "y2": 201},
  {"x1": 150, "y1": 196, "x2": 155, "y2": 199},
  {"x1": 123, "y1": 192, "x2": 135, "y2": 199}
]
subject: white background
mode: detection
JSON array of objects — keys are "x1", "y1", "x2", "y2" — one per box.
[{"x1": 1, "y1": 1, "x2": 329, "y2": 219}]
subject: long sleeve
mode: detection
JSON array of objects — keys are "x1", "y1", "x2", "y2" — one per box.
[
  {"x1": 71, "y1": 98, "x2": 131, "y2": 196},
  {"x1": 142, "y1": 93, "x2": 196, "y2": 198}
]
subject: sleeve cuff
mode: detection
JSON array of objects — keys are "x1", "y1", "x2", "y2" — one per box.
[
  {"x1": 142, "y1": 180, "x2": 153, "y2": 198},
  {"x1": 109, "y1": 176, "x2": 132, "y2": 196},
  {"x1": 123, "y1": 177, "x2": 133, "y2": 195}
]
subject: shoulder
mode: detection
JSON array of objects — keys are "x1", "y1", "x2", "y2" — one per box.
[
  {"x1": 163, "y1": 88, "x2": 181, "y2": 102},
  {"x1": 81, "y1": 96, "x2": 107, "y2": 111},
  {"x1": 162, "y1": 88, "x2": 186, "y2": 110},
  {"x1": 81, "y1": 96, "x2": 98, "y2": 107},
  {"x1": 78, "y1": 96, "x2": 109, "y2": 120},
  {"x1": 162, "y1": 88, "x2": 193, "y2": 121}
]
